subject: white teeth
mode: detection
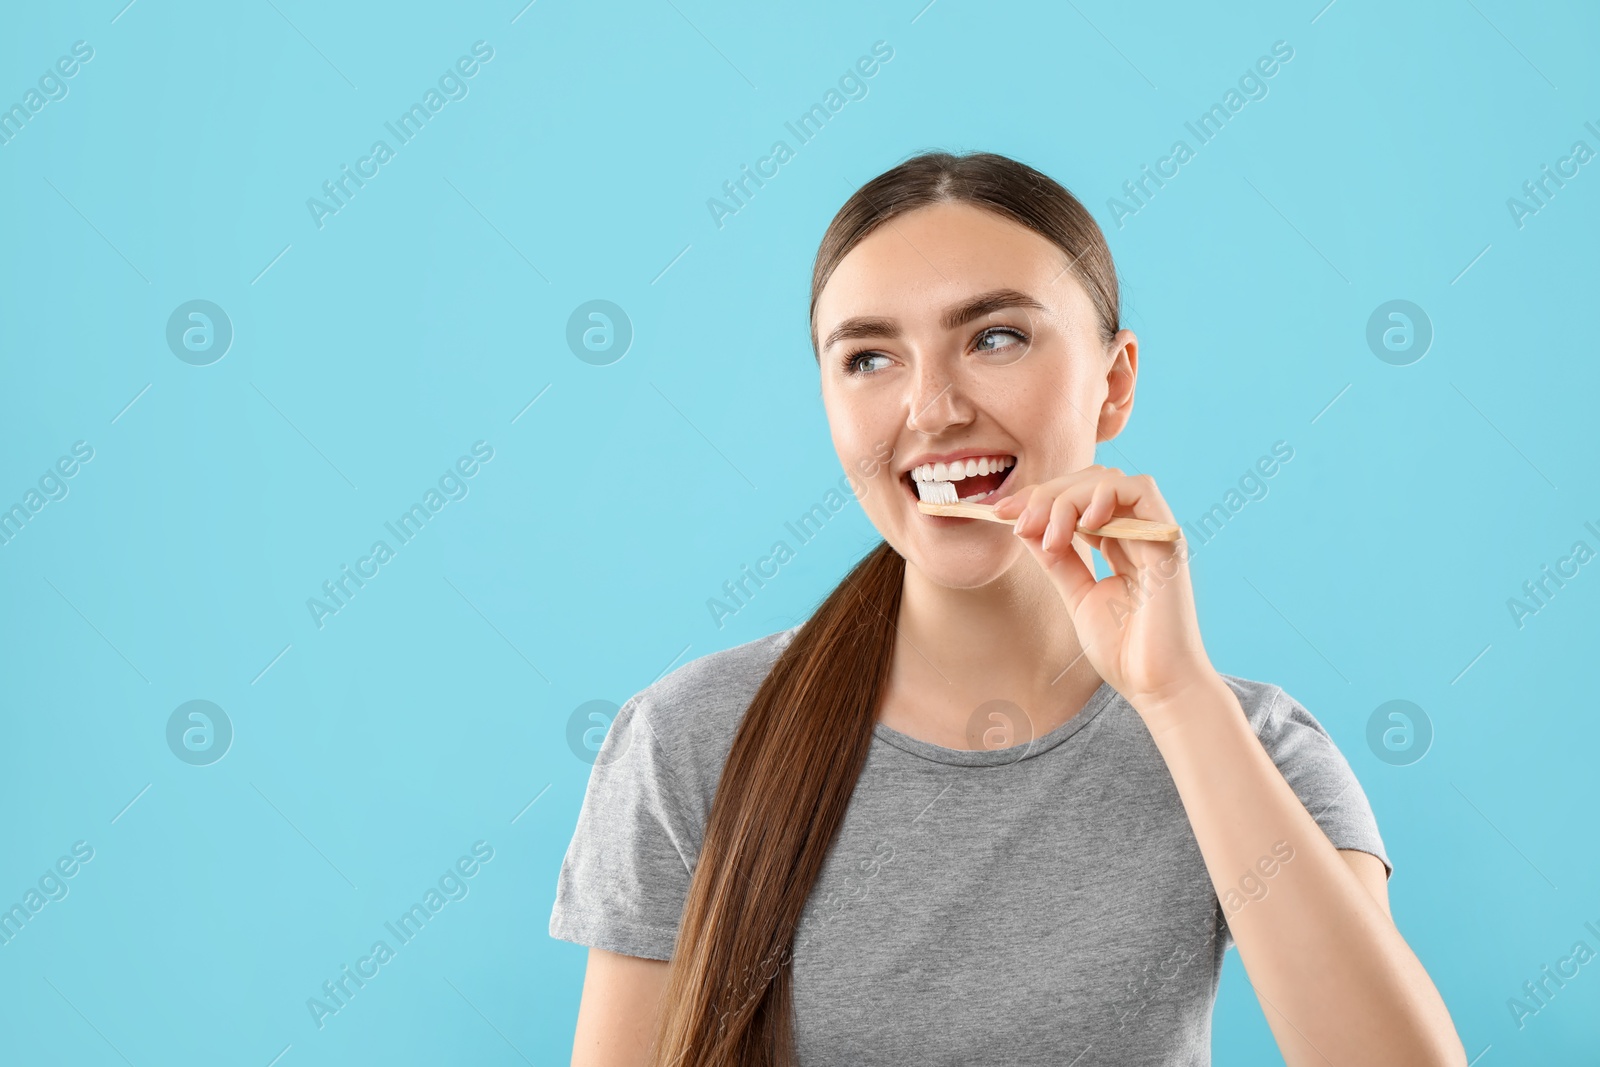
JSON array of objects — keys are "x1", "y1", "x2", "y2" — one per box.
[
  {"x1": 909, "y1": 455, "x2": 1014, "y2": 483},
  {"x1": 914, "y1": 478, "x2": 994, "y2": 505}
]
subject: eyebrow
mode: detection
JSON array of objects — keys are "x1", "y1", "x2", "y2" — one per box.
[{"x1": 821, "y1": 287, "x2": 1048, "y2": 353}]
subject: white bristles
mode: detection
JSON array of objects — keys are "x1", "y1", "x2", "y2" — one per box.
[{"x1": 915, "y1": 479, "x2": 959, "y2": 504}]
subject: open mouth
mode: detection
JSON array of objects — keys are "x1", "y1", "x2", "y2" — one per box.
[{"x1": 904, "y1": 455, "x2": 1017, "y2": 508}]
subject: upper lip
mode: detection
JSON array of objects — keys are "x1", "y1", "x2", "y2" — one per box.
[{"x1": 899, "y1": 448, "x2": 1018, "y2": 476}]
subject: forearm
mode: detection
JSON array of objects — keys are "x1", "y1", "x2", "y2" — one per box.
[{"x1": 1136, "y1": 673, "x2": 1465, "y2": 1067}]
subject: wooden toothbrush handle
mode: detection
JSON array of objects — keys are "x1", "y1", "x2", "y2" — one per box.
[
  {"x1": 914, "y1": 501, "x2": 1182, "y2": 542},
  {"x1": 1079, "y1": 516, "x2": 1182, "y2": 542}
]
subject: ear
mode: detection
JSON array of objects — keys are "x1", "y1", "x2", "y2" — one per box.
[{"x1": 1096, "y1": 329, "x2": 1139, "y2": 442}]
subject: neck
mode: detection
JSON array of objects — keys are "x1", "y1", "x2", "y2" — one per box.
[{"x1": 884, "y1": 545, "x2": 1105, "y2": 744}]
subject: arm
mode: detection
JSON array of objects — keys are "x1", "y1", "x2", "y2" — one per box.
[
  {"x1": 1139, "y1": 673, "x2": 1464, "y2": 1067},
  {"x1": 571, "y1": 948, "x2": 670, "y2": 1067},
  {"x1": 994, "y1": 469, "x2": 1463, "y2": 1063},
  {"x1": 1339, "y1": 847, "x2": 1392, "y2": 919}
]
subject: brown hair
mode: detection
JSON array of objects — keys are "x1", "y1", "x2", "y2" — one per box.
[{"x1": 649, "y1": 149, "x2": 1121, "y2": 1066}]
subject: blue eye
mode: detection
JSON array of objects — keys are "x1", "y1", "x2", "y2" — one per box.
[
  {"x1": 975, "y1": 326, "x2": 1027, "y2": 354},
  {"x1": 839, "y1": 326, "x2": 1030, "y2": 376},
  {"x1": 841, "y1": 350, "x2": 890, "y2": 376}
]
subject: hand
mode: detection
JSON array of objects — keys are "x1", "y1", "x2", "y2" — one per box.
[{"x1": 991, "y1": 466, "x2": 1216, "y2": 714}]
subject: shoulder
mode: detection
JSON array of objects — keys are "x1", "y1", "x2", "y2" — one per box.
[
  {"x1": 620, "y1": 623, "x2": 801, "y2": 771},
  {"x1": 1214, "y1": 672, "x2": 1322, "y2": 737},
  {"x1": 1212, "y1": 671, "x2": 1391, "y2": 877},
  {"x1": 1211, "y1": 672, "x2": 1364, "y2": 785}
]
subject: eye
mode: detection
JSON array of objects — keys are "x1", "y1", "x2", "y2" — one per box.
[
  {"x1": 839, "y1": 326, "x2": 1028, "y2": 376},
  {"x1": 974, "y1": 325, "x2": 1028, "y2": 356},
  {"x1": 840, "y1": 349, "x2": 891, "y2": 376}
]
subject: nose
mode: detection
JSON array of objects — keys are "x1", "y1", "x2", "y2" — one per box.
[{"x1": 905, "y1": 360, "x2": 974, "y2": 436}]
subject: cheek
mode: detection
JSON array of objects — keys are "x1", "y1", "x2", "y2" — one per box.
[
  {"x1": 988, "y1": 383, "x2": 1053, "y2": 438},
  {"x1": 851, "y1": 443, "x2": 901, "y2": 502},
  {"x1": 827, "y1": 433, "x2": 875, "y2": 501},
  {"x1": 1004, "y1": 412, "x2": 1087, "y2": 480},
  {"x1": 826, "y1": 399, "x2": 890, "y2": 463}
]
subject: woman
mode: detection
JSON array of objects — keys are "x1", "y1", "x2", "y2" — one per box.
[{"x1": 550, "y1": 150, "x2": 1465, "y2": 1066}]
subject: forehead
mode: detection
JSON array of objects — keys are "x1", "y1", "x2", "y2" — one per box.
[{"x1": 814, "y1": 200, "x2": 1083, "y2": 343}]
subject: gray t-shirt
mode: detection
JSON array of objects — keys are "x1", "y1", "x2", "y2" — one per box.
[{"x1": 549, "y1": 624, "x2": 1390, "y2": 1065}]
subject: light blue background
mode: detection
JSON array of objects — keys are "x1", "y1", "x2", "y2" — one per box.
[{"x1": 2, "y1": 0, "x2": 1596, "y2": 1063}]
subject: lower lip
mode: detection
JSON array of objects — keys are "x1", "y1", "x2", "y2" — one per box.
[{"x1": 905, "y1": 464, "x2": 1017, "y2": 519}]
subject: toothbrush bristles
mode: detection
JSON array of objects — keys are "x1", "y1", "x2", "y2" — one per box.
[{"x1": 915, "y1": 480, "x2": 959, "y2": 504}]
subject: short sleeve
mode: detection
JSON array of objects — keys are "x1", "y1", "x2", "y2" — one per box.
[
  {"x1": 1212, "y1": 681, "x2": 1393, "y2": 952},
  {"x1": 548, "y1": 692, "x2": 700, "y2": 960},
  {"x1": 1251, "y1": 683, "x2": 1392, "y2": 879}
]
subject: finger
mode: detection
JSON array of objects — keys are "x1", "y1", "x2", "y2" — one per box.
[
  {"x1": 1033, "y1": 467, "x2": 1120, "y2": 548},
  {"x1": 1077, "y1": 475, "x2": 1124, "y2": 535},
  {"x1": 1082, "y1": 472, "x2": 1178, "y2": 530},
  {"x1": 994, "y1": 482, "x2": 1037, "y2": 529},
  {"x1": 992, "y1": 464, "x2": 1109, "y2": 519},
  {"x1": 1011, "y1": 483, "x2": 1059, "y2": 540},
  {"x1": 1042, "y1": 490, "x2": 1085, "y2": 555}
]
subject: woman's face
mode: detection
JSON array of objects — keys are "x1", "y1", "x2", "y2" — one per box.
[{"x1": 815, "y1": 199, "x2": 1138, "y2": 589}]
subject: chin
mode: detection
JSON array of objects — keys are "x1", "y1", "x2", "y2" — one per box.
[{"x1": 903, "y1": 543, "x2": 1024, "y2": 590}]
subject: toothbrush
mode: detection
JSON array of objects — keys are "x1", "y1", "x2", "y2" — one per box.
[{"x1": 914, "y1": 479, "x2": 1182, "y2": 542}]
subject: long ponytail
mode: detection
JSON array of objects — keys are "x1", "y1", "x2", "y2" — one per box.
[
  {"x1": 648, "y1": 149, "x2": 1120, "y2": 1066},
  {"x1": 651, "y1": 540, "x2": 904, "y2": 1064}
]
